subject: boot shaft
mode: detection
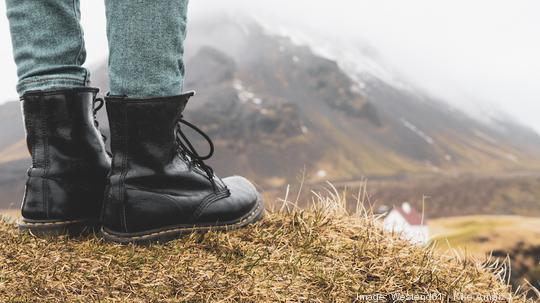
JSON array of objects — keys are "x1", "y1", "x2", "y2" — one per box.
[
  {"x1": 22, "y1": 88, "x2": 110, "y2": 175},
  {"x1": 105, "y1": 93, "x2": 194, "y2": 172},
  {"x1": 21, "y1": 88, "x2": 110, "y2": 220}
]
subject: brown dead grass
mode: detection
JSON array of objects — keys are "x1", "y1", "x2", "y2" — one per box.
[{"x1": 0, "y1": 185, "x2": 534, "y2": 302}]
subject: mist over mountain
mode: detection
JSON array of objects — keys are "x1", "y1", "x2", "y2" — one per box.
[
  {"x1": 0, "y1": 15, "x2": 539, "y2": 209},
  {"x1": 180, "y1": 16, "x2": 540, "y2": 186}
]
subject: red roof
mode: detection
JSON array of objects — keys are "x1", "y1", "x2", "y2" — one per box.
[{"x1": 394, "y1": 204, "x2": 425, "y2": 225}]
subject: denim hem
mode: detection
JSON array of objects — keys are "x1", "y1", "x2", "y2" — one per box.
[
  {"x1": 109, "y1": 79, "x2": 185, "y2": 98},
  {"x1": 17, "y1": 75, "x2": 89, "y2": 96}
]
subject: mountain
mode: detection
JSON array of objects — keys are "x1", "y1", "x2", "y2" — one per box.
[
  {"x1": 182, "y1": 17, "x2": 540, "y2": 185},
  {"x1": 1, "y1": 16, "x2": 540, "y2": 209},
  {"x1": 0, "y1": 100, "x2": 25, "y2": 159}
]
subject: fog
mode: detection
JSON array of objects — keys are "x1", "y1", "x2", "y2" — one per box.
[{"x1": 1, "y1": 0, "x2": 539, "y2": 132}]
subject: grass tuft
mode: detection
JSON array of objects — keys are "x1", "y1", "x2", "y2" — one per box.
[{"x1": 0, "y1": 185, "x2": 533, "y2": 302}]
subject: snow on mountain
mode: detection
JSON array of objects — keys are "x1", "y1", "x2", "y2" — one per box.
[{"x1": 247, "y1": 16, "x2": 534, "y2": 135}]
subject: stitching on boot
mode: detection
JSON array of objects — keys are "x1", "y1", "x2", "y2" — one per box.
[
  {"x1": 190, "y1": 189, "x2": 231, "y2": 222},
  {"x1": 40, "y1": 100, "x2": 50, "y2": 218},
  {"x1": 19, "y1": 218, "x2": 89, "y2": 226},
  {"x1": 120, "y1": 104, "x2": 129, "y2": 232}
]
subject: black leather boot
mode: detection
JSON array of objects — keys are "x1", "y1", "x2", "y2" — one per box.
[
  {"x1": 101, "y1": 92, "x2": 264, "y2": 244},
  {"x1": 19, "y1": 88, "x2": 111, "y2": 236}
]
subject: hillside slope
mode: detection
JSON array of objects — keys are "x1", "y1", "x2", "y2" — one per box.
[
  {"x1": 368, "y1": 174, "x2": 540, "y2": 218},
  {"x1": 0, "y1": 191, "x2": 532, "y2": 302}
]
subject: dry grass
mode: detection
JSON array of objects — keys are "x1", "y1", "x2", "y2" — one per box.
[{"x1": 0, "y1": 184, "x2": 534, "y2": 302}]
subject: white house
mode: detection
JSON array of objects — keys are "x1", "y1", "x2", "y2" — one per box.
[{"x1": 383, "y1": 202, "x2": 429, "y2": 245}]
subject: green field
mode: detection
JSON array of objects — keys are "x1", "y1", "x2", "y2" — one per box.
[{"x1": 429, "y1": 215, "x2": 540, "y2": 257}]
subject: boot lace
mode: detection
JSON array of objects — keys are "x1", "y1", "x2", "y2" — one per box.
[
  {"x1": 175, "y1": 115, "x2": 223, "y2": 191},
  {"x1": 92, "y1": 97, "x2": 112, "y2": 157}
]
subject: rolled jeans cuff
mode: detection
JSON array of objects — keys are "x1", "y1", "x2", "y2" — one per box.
[{"x1": 17, "y1": 74, "x2": 89, "y2": 96}]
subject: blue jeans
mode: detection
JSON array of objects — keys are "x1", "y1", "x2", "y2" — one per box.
[{"x1": 6, "y1": 0, "x2": 188, "y2": 97}]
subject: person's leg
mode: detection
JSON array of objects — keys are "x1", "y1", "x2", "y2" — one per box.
[
  {"x1": 6, "y1": 0, "x2": 110, "y2": 235},
  {"x1": 105, "y1": 0, "x2": 188, "y2": 97},
  {"x1": 6, "y1": 0, "x2": 89, "y2": 95},
  {"x1": 100, "y1": 0, "x2": 264, "y2": 244}
]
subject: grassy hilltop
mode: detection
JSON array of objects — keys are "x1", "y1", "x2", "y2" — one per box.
[{"x1": 0, "y1": 187, "x2": 534, "y2": 302}]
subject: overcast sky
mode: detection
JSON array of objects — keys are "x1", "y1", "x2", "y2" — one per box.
[{"x1": 1, "y1": 0, "x2": 539, "y2": 133}]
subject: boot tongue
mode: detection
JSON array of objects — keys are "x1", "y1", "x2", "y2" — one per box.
[{"x1": 179, "y1": 91, "x2": 196, "y2": 112}]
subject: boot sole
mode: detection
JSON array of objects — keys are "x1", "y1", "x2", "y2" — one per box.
[
  {"x1": 101, "y1": 196, "x2": 265, "y2": 245},
  {"x1": 18, "y1": 218, "x2": 99, "y2": 237}
]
